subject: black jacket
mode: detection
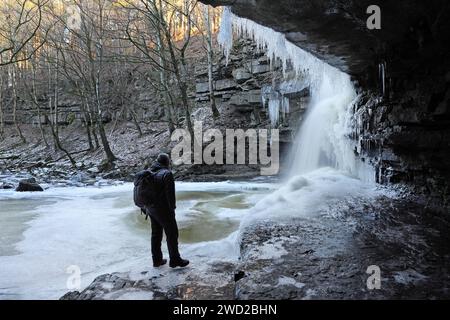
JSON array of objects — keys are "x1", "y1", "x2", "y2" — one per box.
[{"x1": 149, "y1": 162, "x2": 176, "y2": 212}]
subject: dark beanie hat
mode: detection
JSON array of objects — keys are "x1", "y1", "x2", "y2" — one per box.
[{"x1": 157, "y1": 153, "x2": 170, "y2": 167}]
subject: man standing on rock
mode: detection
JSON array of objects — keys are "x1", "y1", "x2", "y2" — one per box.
[{"x1": 146, "y1": 153, "x2": 189, "y2": 268}]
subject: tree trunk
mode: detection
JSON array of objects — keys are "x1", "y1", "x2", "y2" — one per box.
[
  {"x1": 11, "y1": 64, "x2": 26, "y2": 143},
  {"x1": 36, "y1": 102, "x2": 48, "y2": 147},
  {"x1": 79, "y1": 99, "x2": 94, "y2": 151},
  {"x1": 0, "y1": 68, "x2": 4, "y2": 138},
  {"x1": 155, "y1": 24, "x2": 176, "y2": 133},
  {"x1": 53, "y1": 50, "x2": 59, "y2": 138},
  {"x1": 47, "y1": 59, "x2": 57, "y2": 150},
  {"x1": 84, "y1": 97, "x2": 99, "y2": 149},
  {"x1": 83, "y1": 116, "x2": 94, "y2": 151},
  {"x1": 130, "y1": 107, "x2": 143, "y2": 137},
  {"x1": 31, "y1": 63, "x2": 48, "y2": 147},
  {"x1": 47, "y1": 117, "x2": 76, "y2": 167},
  {"x1": 91, "y1": 4, "x2": 116, "y2": 165},
  {"x1": 97, "y1": 114, "x2": 116, "y2": 163},
  {"x1": 92, "y1": 125, "x2": 100, "y2": 149},
  {"x1": 204, "y1": 5, "x2": 220, "y2": 118},
  {"x1": 164, "y1": 28, "x2": 194, "y2": 137},
  {"x1": 95, "y1": 82, "x2": 116, "y2": 164}
]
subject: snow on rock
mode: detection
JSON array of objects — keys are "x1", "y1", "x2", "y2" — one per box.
[{"x1": 276, "y1": 276, "x2": 305, "y2": 289}]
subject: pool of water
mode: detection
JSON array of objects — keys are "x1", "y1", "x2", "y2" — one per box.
[{"x1": 0, "y1": 180, "x2": 274, "y2": 299}]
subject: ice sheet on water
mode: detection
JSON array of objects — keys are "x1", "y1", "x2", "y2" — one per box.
[
  {"x1": 0, "y1": 180, "x2": 272, "y2": 299},
  {"x1": 0, "y1": 180, "x2": 276, "y2": 201}
]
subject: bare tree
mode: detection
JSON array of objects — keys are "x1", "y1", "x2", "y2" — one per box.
[
  {"x1": 21, "y1": 54, "x2": 49, "y2": 147},
  {"x1": 0, "y1": 0, "x2": 223, "y2": 166},
  {"x1": 0, "y1": 59, "x2": 5, "y2": 138},
  {"x1": 52, "y1": 0, "x2": 117, "y2": 165},
  {"x1": 122, "y1": 0, "x2": 198, "y2": 136},
  {"x1": 0, "y1": 0, "x2": 48, "y2": 67},
  {"x1": 10, "y1": 62, "x2": 26, "y2": 142},
  {"x1": 202, "y1": 3, "x2": 219, "y2": 118}
]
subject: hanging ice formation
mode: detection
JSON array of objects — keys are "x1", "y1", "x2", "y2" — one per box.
[
  {"x1": 218, "y1": 7, "x2": 375, "y2": 181},
  {"x1": 378, "y1": 61, "x2": 386, "y2": 98}
]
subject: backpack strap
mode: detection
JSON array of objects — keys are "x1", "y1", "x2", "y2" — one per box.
[{"x1": 141, "y1": 208, "x2": 149, "y2": 220}]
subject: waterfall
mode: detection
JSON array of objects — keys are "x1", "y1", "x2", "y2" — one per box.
[{"x1": 218, "y1": 7, "x2": 375, "y2": 182}]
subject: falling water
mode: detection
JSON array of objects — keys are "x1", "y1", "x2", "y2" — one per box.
[{"x1": 218, "y1": 7, "x2": 375, "y2": 181}]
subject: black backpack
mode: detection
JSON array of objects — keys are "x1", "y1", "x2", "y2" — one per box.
[{"x1": 133, "y1": 170, "x2": 158, "y2": 219}]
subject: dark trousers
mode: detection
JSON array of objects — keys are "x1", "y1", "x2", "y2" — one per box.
[{"x1": 148, "y1": 208, "x2": 181, "y2": 263}]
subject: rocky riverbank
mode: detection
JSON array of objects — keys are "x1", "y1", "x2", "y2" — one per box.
[
  {"x1": 236, "y1": 195, "x2": 450, "y2": 299},
  {"x1": 0, "y1": 119, "x2": 265, "y2": 189},
  {"x1": 61, "y1": 190, "x2": 450, "y2": 300}
]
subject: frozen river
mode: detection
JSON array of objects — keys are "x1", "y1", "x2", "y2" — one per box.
[{"x1": 0, "y1": 180, "x2": 274, "y2": 299}]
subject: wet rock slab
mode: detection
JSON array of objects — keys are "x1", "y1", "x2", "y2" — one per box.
[
  {"x1": 60, "y1": 273, "x2": 165, "y2": 300},
  {"x1": 235, "y1": 196, "x2": 450, "y2": 299},
  {"x1": 61, "y1": 262, "x2": 236, "y2": 300}
]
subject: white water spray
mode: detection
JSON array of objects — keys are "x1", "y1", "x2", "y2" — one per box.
[{"x1": 218, "y1": 7, "x2": 375, "y2": 182}]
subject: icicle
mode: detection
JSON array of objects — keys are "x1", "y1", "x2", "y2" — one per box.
[
  {"x1": 217, "y1": 7, "x2": 233, "y2": 64},
  {"x1": 378, "y1": 61, "x2": 386, "y2": 97},
  {"x1": 219, "y1": 7, "x2": 340, "y2": 96},
  {"x1": 261, "y1": 85, "x2": 272, "y2": 108},
  {"x1": 268, "y1": 97, "x2": 280, "y2": 127},
  {"x1": 282, "y1": 96, "x2": 290, "y2": 114},
  {"x1": 261, "y1": 95, "x2": 267, "y2": 108}
]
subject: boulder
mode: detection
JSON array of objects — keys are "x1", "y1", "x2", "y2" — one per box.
[
  {"x1": 102, "y1": 170, "x2": 123, "y2": 180},
  {"x1": 15, "y1": 178, "x2": 44, "y2": 192},
  {"x1": 229, "y1": 90, "x2": 262, "y2": 108},
  {"x1": 101, "y1": 112, "x2": 112, "y2": 124},
  {"x1": 87, "y1": 167, "x2": 100, "y2": 174},
  {"x1": 195, "y1": 82, "x2": 209, "y2": 94},
  {"x1": 232, "y1": 68, "x2": 252, "y2": 83},
  {"x1": 250, "y1": 64, "x2": 270, "y2": 74},
  {"x1": 246, "y1": 61, "x2": 270, "y2": 74},
  {"x1": 98, "y1": 159, "x2": 115, "y2": 173},
  {"x1": 215, "y1": 79, "x2": 237, "y2": 91},
  {"x1": 0, "y1": 182, "x2": 14, "y2": 189},
  {"x1": 71, "y1": 172, "x2": 90, "y2": 183}
]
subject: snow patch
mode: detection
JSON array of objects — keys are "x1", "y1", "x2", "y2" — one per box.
[
  {"x1": 103, "y1": 289, "x2": 154, "y2": 300},
  {"x1": 393, "y1": 269, "x2": 428, "y2": 285},
  {"x1": 276, "y1": 276, "x2": 305, "y2": 289}
]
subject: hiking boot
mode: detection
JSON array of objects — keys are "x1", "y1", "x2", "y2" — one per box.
[
  {"x1": 169, "y1": 258, "x2": 189, "y2": 268},
  {"x1": 153, "y1": 259, "x2": 167, "y2": 268}
]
